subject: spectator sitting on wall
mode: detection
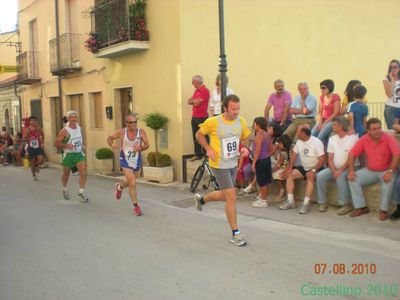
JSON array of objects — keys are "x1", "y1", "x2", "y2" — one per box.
[
  {"x1": 347, "y1": 118, "x2": 400, "y2": 221},
  {"x1": 264, "y1": 79, "x2": 292, "y2": 131}
]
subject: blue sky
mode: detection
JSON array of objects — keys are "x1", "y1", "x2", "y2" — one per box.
[{"x1": 0, "y1": 1, "x2": 18, "y2": 33}]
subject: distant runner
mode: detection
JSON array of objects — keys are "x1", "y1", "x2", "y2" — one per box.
[
  {"x1": 54, "y1": 111, "x2": 89, "y2": 202},
  {"x1": 22, "y1": 116, "x2": 44, "y2": 181}
]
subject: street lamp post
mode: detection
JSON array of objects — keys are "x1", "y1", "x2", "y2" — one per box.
[{"x1": 218, "y1": 0, "x2": 227, "y2": 113}]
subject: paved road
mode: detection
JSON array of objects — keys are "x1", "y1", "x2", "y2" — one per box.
[{"x1": 0, "y1": 166, "x2": 399, "y2": 300}]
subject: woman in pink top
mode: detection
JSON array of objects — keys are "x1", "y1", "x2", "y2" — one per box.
[{"x1": 311, "y1": 79, "x2": 341, "y2": 145}]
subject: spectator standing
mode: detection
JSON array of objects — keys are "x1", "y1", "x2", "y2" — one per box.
[
  {"x1": 251, "y1": 117, "x2": 273, "y2": 208},
  {"x1": 264, "y1": 79, "x2": 292, "y2": 130},
  {"x1": 188, "y1": 75, "x2": 210, "y2": 161},
  {"x1": 348, "y1": 85, "x2": 369, "y2": 137},
  {"x1": 210, "y1": 74, "x2": 234, "y2": 116},
  {"x1": 383, "y1": 59, "x2": 400, "y2": 129},
  {"x1": 340, "y1": 80, "x2": 361, "y2": 115}
]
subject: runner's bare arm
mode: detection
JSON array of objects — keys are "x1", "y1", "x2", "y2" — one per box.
[
  {"x1": 196, "y1": 130, "x2": 216, "y2": 160},
  {"x1": 107, "y1": 129, "x2": 124, "y2": 149},
  {"x1": 54, "y1": 128, "x2": 73, "y2": 149},
  {"x1": 140, "y1": 130, "x2": 149, "y2": 151}
]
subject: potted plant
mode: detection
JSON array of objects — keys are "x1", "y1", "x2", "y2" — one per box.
[
  {"x1": 95, "y1": 147, "x2": 114, "y2": 174},
  {"x1": 142, "y1": 112, "x2": 173, "y2": 183}
]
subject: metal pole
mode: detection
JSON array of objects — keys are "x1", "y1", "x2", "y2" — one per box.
[
  {"x1": 218, "y1": 0, "x2": 227, "y2": 113},
  {"x1": 55, "y1": 0, "x2": 63, "y2": 118}
]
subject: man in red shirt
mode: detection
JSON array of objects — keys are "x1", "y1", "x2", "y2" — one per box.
[
  {"x1": 188, "y1": 75, "x2": 210, "y2": 160},
  {"x1": 348, "y1": 118, "x2": 400, "y2": 220}
]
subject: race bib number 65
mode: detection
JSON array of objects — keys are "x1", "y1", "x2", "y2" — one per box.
[{"x1": 222, "y1": 137, "x2": 239, "y2": 159}]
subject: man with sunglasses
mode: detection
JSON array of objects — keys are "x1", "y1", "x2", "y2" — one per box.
[
  {"x1": 55, "y1": 111, "x2": 89, "y2": 202},
  {"x1": 107, "y1": 114, "x2": 149, "y2": 216}
]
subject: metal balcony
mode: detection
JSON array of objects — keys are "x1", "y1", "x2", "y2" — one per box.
[
  {"x1": 16, "y1": 51, "x2": 41, "y2": 85},
  {"x1": 49, "y1": 33, "x2": 82, "y2": 76},
  {"x1": 88, "y1": 0, "x2": 149, "y2": 58}
]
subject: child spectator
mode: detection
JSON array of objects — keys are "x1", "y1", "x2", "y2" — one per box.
[
  {"x1": 243, "y1": 124, "x2": 283, "y2": 195},
  {"x1": 272, "y1": 134, "x2": 292, "y2": 199},
  {"x1": 251, "y1": 117, "x2": 273, "y2": 208},
  {"x1": 348, "y1": 85, "x2": 368, "y2": 137},
  {"x1": 236, "y1": 144, "x2": 252, "y2": 192},
  {"x1": 11, "y1": 133, "x2": 23, "y2": 166}
]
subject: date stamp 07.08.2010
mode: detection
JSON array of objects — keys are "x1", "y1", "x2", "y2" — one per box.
[{"x1": 299, "y1": 263, "x2": 398, "y2": 298}]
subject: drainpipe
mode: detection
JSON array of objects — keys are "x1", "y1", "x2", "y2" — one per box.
[
  {"x1": 55, "y1": 0, "x2": 63, "y2": 117},
  {"x1": 13, "y1": 80, "x2": 22, "y2": 133}
]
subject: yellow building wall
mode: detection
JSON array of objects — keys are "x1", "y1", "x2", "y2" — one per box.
[
  {"x1": 106, "y1": 0, "x2": 183, "y2": 177},
  {"x1": 18, "y1": 0, "x2": 109, "y2": 168},
  {"x1": 179, "y1": 0, "x2": 400, "y2": 156},
  {"x1": 16, "y1": 0, "x2": 400, "y2": 179},
  {"x1": 0, "y1": 31, "x2": 18, "y2": 82}
]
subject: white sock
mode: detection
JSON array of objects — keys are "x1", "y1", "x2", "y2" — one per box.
[
  {"x1": 280, "y1": 188, "x2": 285, "y2": 193},
  {"x1": 63, "y1": 187, "x2": 68, "y2": 192},
  {"x1": 79, "y1": 188, "x2": 84, "y2": 194},
  {"x1": 287, "y1": 194, "x2": 294, "y2": 204},
  {"x1": 304, "y1": 197, "x2": 310, "y2": 205}
]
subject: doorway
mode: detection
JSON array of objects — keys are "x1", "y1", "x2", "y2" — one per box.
[
  {"x1": 115, "y1": 87, "x2": 133, "y2": 128},
  {"x1": 30, "y1": 99, "x2": 43, "y2": 127}
]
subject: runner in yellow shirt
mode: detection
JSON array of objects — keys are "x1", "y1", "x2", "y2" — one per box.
[{"x1": 194, "y1": 94, "x2": 250, "y2": 246}]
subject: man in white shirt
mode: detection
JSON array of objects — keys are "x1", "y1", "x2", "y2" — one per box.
[
  {"x1": 316, "y1": 117, "x2": 358, "y2": 215},
  {"x1": 281, "y1": 125, "x2": 325, "y2": 214}
]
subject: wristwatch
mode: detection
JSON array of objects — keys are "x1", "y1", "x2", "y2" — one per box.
[
  {"x1": 311, "y1": 168, "x2": 316, "y2": 173},
  {"x1": 388, "y1": 169, "x2": 394, "y2": 173}
]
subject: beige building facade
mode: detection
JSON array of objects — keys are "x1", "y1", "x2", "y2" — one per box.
[
  {"x1": 0, "y1": 31, "x2": 20, "y2": 135},
  {"x1": 17, "y1": 0, "x2": 400, "y2": 179}
]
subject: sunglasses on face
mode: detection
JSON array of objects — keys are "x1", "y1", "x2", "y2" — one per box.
[
  {"x1": 320, "y1": 86, "x2": 328, "y2": 89},
  {"x1": 126, "y1": 121, "x2": 137, "y2": 124},
  {"x1": 390, "y1": 65, "x2": 399, "y2": 69}
]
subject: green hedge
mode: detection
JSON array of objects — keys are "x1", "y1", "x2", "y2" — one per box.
[
  {"x1": 147, "y1": 151, "x2": 171, "y2": 167},
  {"x1": 95, "y1": 148, "x2": 114, "y2": 159}
]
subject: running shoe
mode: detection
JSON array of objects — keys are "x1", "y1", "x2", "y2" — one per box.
[
  {"x1": 252, "y1": 198, "x2": 268, "y2": 208},
  {"x1": 299, "y1": 202, "x2": 311, "y2": 214},
  {"x1": 194, "y1": 193, "x2": 203, "y2": 211},
  {"x1": 243, "y1": 184, "x2": 256, "y2": 194},
  {"x1": 114, "y1": 183, "x2": 122, "y2": 200},
  {"x1": 78, "y1": 193, "x2": 89, "y2": 203},
  {"x1": 33, "y1": 175, "x2": 38, "y2": 181},
  {"x1": 230, "y1": 233, "x2": 247, "y2": 246},
  {"x1": 71, "y1": 171, "x2": 80, "y2": 176},
  {"x1": 133, "y1": 205, "x2": 142, "y2": 216},
  {"x1": 63, "y1": 190, "x2": 70, "y2": 200},
  {"x1": 279, "y1": 200, "x2": 297, "y2": 210}
]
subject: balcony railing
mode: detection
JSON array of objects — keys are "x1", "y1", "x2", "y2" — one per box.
[
  {"x1": 16, "y1": 51, "x2": 40, "y2": 85},
  {"x1": 367, "y1": 101, "x2": 386, "y2": 129},
  {"x1": 49, "y1": 33, "x2": 82, "y2": 75},
  {"x1": 88, "y1": 0, "x2": 149, "y2": 58}
]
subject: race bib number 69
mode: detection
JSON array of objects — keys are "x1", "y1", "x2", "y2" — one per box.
[{"x1": 222, "y1": 137, "x2": 239, "y2": 159}]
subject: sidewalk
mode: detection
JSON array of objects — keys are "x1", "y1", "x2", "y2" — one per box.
[{"x1": 46, "y1": 162, "x2": 400, "y2": 242}]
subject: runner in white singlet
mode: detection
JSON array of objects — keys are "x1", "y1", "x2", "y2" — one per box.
[{"x1": 107, "y1": 114, "x2": 149, "y2": 216}]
